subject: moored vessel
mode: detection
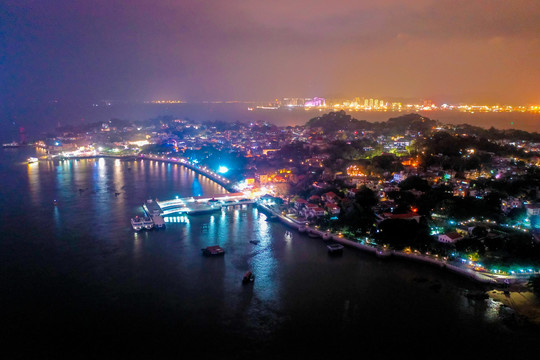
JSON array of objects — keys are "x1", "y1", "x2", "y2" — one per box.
[
  {"x1": 152, "y1": 214, "x2": 165, "y2": 228},
  {"x1": 142, "y1": 216, "x2": 154, "y2": 230},
  {"x1": 131, "y1": 216, "x2": 143, "y2": 231},
  {"x1": 242, "y1": 270, "x2": 255, "y2": 284},
  {"x1": 327, "y1": 243, "x2": 344, "y2": 254},
  {"x1": 202, "y1": 245, "x2": 225, "y2": 256}
]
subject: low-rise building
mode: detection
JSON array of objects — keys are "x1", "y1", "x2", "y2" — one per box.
[{"x1": 437, "y1": 232, "x2": 463, "y2": 243}]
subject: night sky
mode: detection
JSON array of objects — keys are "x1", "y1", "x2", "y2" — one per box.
[{"x1": 2, "y1": 0, "x2": 539, "y2": 104}]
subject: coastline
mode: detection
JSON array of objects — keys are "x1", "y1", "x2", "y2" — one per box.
[
  {"x1": 256, "y1": 203, "x2": 534, "y2": 287},
  {"x1": 257, "y1": 202, "x2": 540, "y2": 326}
]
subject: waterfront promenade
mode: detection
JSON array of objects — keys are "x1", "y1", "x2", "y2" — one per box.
[
  {"x1": 257, "y1": 203, "x2": 537, "y2": 286},
  {"x1": 140, "y1": 154, "x2": 234, "y2": 191}
]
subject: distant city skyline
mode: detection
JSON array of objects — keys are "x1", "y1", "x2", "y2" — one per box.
[{"x1": 2, "y1": 1, "x2": 539, "y2": 106}]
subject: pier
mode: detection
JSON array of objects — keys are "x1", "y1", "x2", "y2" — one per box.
[
  {"x1": 143, "y1": 193, "x2": 256, "y2": 216},
  {"x1": 140, "y1": 154, "x2": 234, "y2": 191}
]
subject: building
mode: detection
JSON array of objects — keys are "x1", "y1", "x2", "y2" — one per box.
[{"x1": 437, "y1": 232, "x2": 464, "y2": 244}]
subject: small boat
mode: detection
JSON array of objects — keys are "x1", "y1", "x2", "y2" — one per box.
[
  {"x1": 142, "y1": 216, "x2": 154, "y2": 230},
  {"x1": 242, "y1": 270, "x2": 255, "y2": 284},
  {"x1": 249, "y1": 240, "x2": 260, "y2": 245},
  {"x1": 27, "y1": 157, "x2": 39, "y2": 164},
  {"x1": 202, "y1": 245, "x2": 225, "y2": 256},
  {"x1": 327, "y1": 243, "x2": 344, "y2": 254},
  {"x1": 266, "y1": 215, "x2": 278, "y2": 221},
  {"x1": 131, "y1": 216, "x2": 143, "y2": 231}
]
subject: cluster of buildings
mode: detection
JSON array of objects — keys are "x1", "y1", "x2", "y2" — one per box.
[
  {"x1": 41, "y1": 112, "x2": 540, "y2": 246},
  {"x1": 255, "y1": 97, "x2": 540, "y2": 113}
]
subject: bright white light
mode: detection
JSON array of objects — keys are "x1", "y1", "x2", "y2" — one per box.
[{"x1": 217, "y1": 166, "x2": 229, "y2": 174}]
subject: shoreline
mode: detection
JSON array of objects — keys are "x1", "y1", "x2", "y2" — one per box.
[
  {"x1": 256, "y1": 203, "x2": 535, "y2": 287},
  {"x1": 257, "y1": 203, "x2": 540, "y2": 326}
]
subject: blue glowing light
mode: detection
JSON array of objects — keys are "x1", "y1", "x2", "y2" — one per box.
[{"x1": 217, "y1": 166, "x2": 229, "y2": 174}]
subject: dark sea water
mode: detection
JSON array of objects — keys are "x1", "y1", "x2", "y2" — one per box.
[
  {"x1": 1, "y1": 102, "x2": 539, "y2": 143},
  {"x1": 1, "y1": 148, "x2": 539, "y2": 359}
]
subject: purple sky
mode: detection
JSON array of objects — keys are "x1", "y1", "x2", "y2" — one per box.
[{"x1": 2, "y1": 0, "x2": 539, "y2": 104}]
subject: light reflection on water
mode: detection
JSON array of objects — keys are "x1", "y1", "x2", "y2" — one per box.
[{"x1": 1, "y1": 152, "x2": 538, "y2": 357}]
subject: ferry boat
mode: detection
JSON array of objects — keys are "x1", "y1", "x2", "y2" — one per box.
[
  {"x1": 27, "y1": 157, "x2": 39, "y2": 164},
  {"x1": 327, "y1": 243, "x2": 344, "y2": 254},
  {"x1": 202, "y1": 245, "x2": 225, "y2": 256},
  {"x1": 242, "y1": 270, "x2": 255, "y2": 284},
  {"x1": 131, "y1": 216, "x2": 143, "y2": 231},
  {"x1": 142, "y1": 216, "x2": 154, "y2": 230},
  {"x1": 2, "y1": 142, "x2": 20, "y2": 148}
]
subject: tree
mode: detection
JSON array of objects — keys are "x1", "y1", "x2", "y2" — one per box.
[
  {"x1": 399, "y1": 175, "x2": 430, "y2": 192},
  {"x1": 471, "y1": 226, "x2": 488, "y2": 238},
  {"x1": 354, "y1": 186, "x2": 378, "y2": 210},
  {"x1": 528, "y1": 276, "x2": 540, "y2": 297}
]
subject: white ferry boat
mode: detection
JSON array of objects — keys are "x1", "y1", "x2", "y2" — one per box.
[
  {"x1": 142, "y1": 216, "x2": 154, "y2": 230},
  {"x1": 27, "y1": 157, "x2": 39, "y2": 164},
  {"x1": 131, "y1": 216, "x2": 143, "y2": 231}
]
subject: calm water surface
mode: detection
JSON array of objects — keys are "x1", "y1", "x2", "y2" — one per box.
[{"x1": 0, "y1": 148, "x2": 538, "y2": 358}]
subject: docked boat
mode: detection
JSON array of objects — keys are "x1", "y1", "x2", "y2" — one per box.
[
  {"x1": 242, "y1": 270, "x2": 255, "y2": 284},
  {"x1": 327, "y1": 243, "x2": 344, "y2": 254},
  {"x1": 152, "y1": 214, "x2": 165, "y2": 228},
  {"x1": 131, "y1": 216, "x2": 143, "y2": 231},
  {"x1": 142, "y1": 216, "x2": 154, "y2": 230},
  {"x1": 266, "y1": 215, "x2": 278, "y2": 221},
  {"x1": 202, "y1": 245, "x2": 225, "y2": 256},
  {"x1": 27, "y1": 157, "x2": 39, "y2": 164}
]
